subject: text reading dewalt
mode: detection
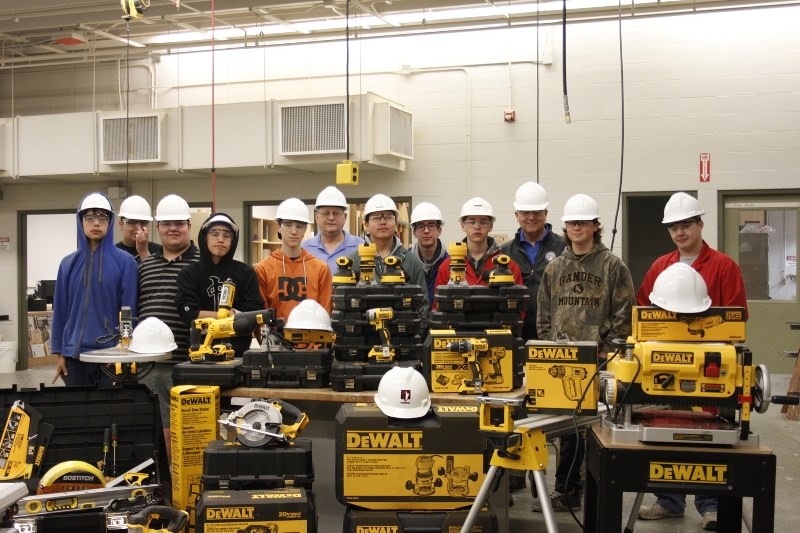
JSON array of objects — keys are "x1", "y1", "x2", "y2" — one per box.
[
  {"x1": 650, "y1": 463, "x2": 727, "y2": 484},
  {"x1": 639, "y1": 310, "x2": 677, "y2": 320},
  {"x1": 205, "y1": 507, "x2": 255, "y2": 520},
  {"x1": 528, "y1": 347, "x2": 578, "y2": 360},
  {"x1": 356, "y1": 527, "x2": 399, "y2": 533},
  {"x1": 347, "y1": 431, "x2": 423, "y2": 450},
  {"x1": 651, "y1": 352, "x2": 694, "y2": 364},
  {"x1": 181, "y1": 397, "x2": 211, "y2": 405}
]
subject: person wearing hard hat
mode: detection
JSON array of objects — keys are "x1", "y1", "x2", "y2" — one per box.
[
  {"x1": 535, "y1": 193, "x2": 634, "y2": 514},
  {"x1": 409, "y1": 202, "x2": 449, "y2": 307},
  {"x1": 137, "y1": 194, "x2": 200, "y2": 455},
  {"x1": 348, "y1": 193, "x2": 430, "y2": 311},
  {"x1": 433, "y1": 197, "x2": 523, "y2": 289},
  {"x1": 636, "y1": 193, "x2": 747, "y2": 531},
  {"x1": 501, "y1": 182, "x2": 568, "y2": 341},
  {"x1": 51, "y1": 192, "x2": 139, "y2": 386},
  {"x1": 302, "y1": 186, "x2": 365, "y2": 273},
  {"x1": 115, "y1": 195, "x2": 162, "y2": 262},
  {"x1": 254, "y1": 198, "x2": 333, "y2": 323},
  {"x1": 176, "y1": 213, "x2": 265, "y2": 356}
]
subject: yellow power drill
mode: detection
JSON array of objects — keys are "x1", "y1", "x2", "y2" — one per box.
[
  {"x1": 447, "y1": 338, "x2": 490, "y2": 393},
  {"x1": 366, "y1": 307, "x2": 395, "y2": 363}
]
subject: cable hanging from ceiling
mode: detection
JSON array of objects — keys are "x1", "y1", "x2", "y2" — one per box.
[{"x1": 608, "y1": 0, "x2": 627, "y2": 252}]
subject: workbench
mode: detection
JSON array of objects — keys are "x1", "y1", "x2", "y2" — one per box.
[
  {"x1": 585, "y1": 423, "x2": 776, "y2": 533},
  {"x1": 222, "y1": 386, "x2": 523, "y2": 533}
]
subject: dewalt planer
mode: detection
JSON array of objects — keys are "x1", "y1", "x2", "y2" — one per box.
[{"x1": 0, "y1": 401, "x2": 53, "y2": 482}]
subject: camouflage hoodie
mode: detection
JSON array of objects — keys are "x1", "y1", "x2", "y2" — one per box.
[{"x1": 536, "y1": 243, "x2": 634, "y2": 354}]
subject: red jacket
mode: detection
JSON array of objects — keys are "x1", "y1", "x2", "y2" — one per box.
[{"x1": 636, "y1": 240, "x2": 748, "y2": 319}]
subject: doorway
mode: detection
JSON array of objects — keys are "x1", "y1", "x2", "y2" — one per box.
[{"x1": 623, "y1": 193, "x2": 675, "y2": 293}]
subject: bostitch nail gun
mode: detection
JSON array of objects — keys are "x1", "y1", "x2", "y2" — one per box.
[
  {"x1": 366, "y1": 308, "x2": 395, "y2": 363},
  {"x1": 0, "y1": 401, "x2": 53, "y2": 481}
]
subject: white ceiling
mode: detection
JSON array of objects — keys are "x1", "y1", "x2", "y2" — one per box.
[{"x1": 1, "y1": 0, "x2": 796, "y2": 70}]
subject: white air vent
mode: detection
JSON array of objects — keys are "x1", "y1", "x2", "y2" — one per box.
[
  {"x1": 280, "y1": 102, "x2": 346, "y2": 155},
  {"x1": 374, "y1": 102, "x2": 413, "y2": 160},
  {"x1": 101, "y1": 113, "x2": 162, "y2": 164}
]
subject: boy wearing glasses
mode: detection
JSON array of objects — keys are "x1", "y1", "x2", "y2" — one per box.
[
  {"x1": 176, "y1": 213, "x2": 265, "y2": 356},
  {"x1": 303, "y1": 186, "x2": 364, "y2": 273},
  {"x1": 51, "y1": 192, "x2": 138, "y2": 386},
  {"x1": 535, "y1": 193, "x2": 634, "y2": 513},
  {"x1": 115, "y1": 195, "x2": 162, "y2": 261},
  {"x1": 635, "y1": 192, "x2": 747, "y2": 531},
  {"x1": 409, "y1": 202, "x2": 448, "y2": 306},
  {"x1": 433, "y1": 197, "x2": 524, "y2": 288},
  {"x1": 255, "y1": 198, "x2": 333, "y2": 322}
]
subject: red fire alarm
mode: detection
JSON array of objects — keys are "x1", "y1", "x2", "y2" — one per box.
[{"x1": 504, "y1": 110, "x2": 516, "y2": 123}]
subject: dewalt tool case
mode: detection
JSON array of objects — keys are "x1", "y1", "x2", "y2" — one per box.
[
  {"x1": 240, "y1": 349, "x2": 333, "y2": 388},
  {"x1": 332, "y1": 309, "x2": 423, "y2": 337},
  {"x1": 330, "y1": 360, "x2": 423, "y2": 392},
  {"x1": 196, "y1": 487, "x2": 317, "y2": 533},
  {"x1": 335, "y1": 403, "x2": 484, "y2": 510},
  {"x1": 332, "y1": 285, "x2": 426, "y2": 312},
  {"x1": 172, "y1": 359, "x2": 243, "y2": 388},
  {"x1": 333, "y1": 335, "x2": 425, "y2": 362},
  {"x1": 430, "y1": 310, "x2": 524, "y2": 337},
  {"x1": 434, "y1": 285, "x2": 529, "y2": 313},
  {"x1": 343, "y1": 506, "x2": 498, "y2": 533},
  {"x1": 201, "y1": 438, "x2": 314, "y2": 491}
]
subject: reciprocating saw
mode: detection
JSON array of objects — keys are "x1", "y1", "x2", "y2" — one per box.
[{"x1": 189, "y1": 309, "x2": 275, "y2": 362}]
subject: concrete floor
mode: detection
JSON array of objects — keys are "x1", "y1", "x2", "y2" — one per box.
[{"x1": 2, "y1": 366, "x2": 797, "y2": 533}]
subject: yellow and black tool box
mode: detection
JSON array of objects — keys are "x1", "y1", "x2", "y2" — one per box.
[
  {"x1": 424, "y1": 329, "x2": 525, "y2": 394},
  {"x1": 343, "y1": 506, "x2": 498, "y2": 533},
  {"x1": 335, "y1": 404, "x2": 484, "y2": 510},
  {"x1": 332, "y1": 285, "x2": 426, "y2": 312},
  {"x1": 330, "y1": 360, "x2": 423, "y2": 392},
  {"x1": 332, "y1": 309, "x2": 423, "y2": 337},
  {"x1": 172, "y1": 359, "x2": 243, "y2": 388},
  {"x1": 196, "y1": 487, "x2": 316, "y2": 533},
  {"x1": 525, "y1": 340, "x2": 599, "y2": 415},
  {"x1": 433, "y1": 285, "x2": 529, "y2": 313},
  {"x1": 632, "y1": 306, "x2": 746, "y2": 342},
  {"x1": 333, "y1": 335, "x2": 425, "y2": 362},
  {"x1": 240, "y1": 349, "x2": 333, "y2": 388},
  {"x1": 201, "y1": 438, "x2": 314, "y2": 491},
  {"x1": 430, "y1": 310, "x2": 523, "y2": 337}
]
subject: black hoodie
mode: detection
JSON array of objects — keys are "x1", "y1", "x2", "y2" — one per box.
[{"x1": 175, "y1": 212, "x2": 265, "y2": 355}]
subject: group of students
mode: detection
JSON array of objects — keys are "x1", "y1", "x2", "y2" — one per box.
[{"x1": 49, "y1": 184, "x2": 745, "y2": 531}]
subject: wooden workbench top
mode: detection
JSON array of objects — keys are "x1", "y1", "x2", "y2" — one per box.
[{"x1": 224, "y1": 386, "x2": 526, "y2": 405}]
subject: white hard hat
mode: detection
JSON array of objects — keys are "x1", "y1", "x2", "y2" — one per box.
[
  {"x1": 202, "y1": 213, "x2": 239, "y2": 237},
  {"x1": 364, "y1": 194, "x2": 399, "y2": 218},
  {"x1": 561, "y1": 194, "x2": 600, "y2": 222},
  {"x1": 276, "y1": 198, "x2": 311, "y2": 224},
  {"x1": 315, "y1": 186, "x2": 348, "y2": 209},
  {"x1": 129, "y1": 317, "x2": 178, "y2": 353},
  {"x1": 118, "y1": 195, "x2": 153, "y2": 222},
  {"x1": 514, "y1": 182, "x2": 549, "y2": 211},
  {"x1": 410, "y1": 202, "x2": 443, "y2": 226},
  {"x1": 79, "y1": 193, "x2": 113, "y2": 213},
  {"x1": 154, "y1": 194, "x2": 191, "y2": 222},
  {"x1": 284, "y1": 300, "x2": 333, "y2": 332},
  {"x1": 374, "y1": 367, "x2": 431, "y2": 419},
  {"x1": 649, "y1": 263, "x2": 712, "y2": 313},
  {"x1": 460, "y1": 197, "x2": 495, "y2": 222},
  {"x1": 662, "y1": 192, "x2": 705, "y2": 224}
]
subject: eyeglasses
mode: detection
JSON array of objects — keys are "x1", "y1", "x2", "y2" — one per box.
[
  {"x1": 316, "y1": 209, "x2": 345, "y2": 219},
  {"x1": 565, "y1": 220, "x2": 594, "y2": 228},
  {"x1": 158, "y1": 220, "x2": 189, "y2": 229},
  {"x1": 463, "y1": 218, "x2": 491, "y2": 228},
  {"x1": 667, "y1": 221, "x2": 697, "y2": 233},
  {"x1": 123, "y1": 219, "x2": 149, "y2": 227},
  {"x1": 207, "y1": 229, "x2": 234, "y2": 240},
  {"x1": 82, "y1": 214, "x2": 109, "y2": 223},
  {"x1": 369, "y1": 214, "x2": 396, "y2": 222},
  {"x1": 517, "y1": 210, "x2": 545, "y2": 218},
  {"x1": 414, "y1": 222, "x2": 441, "y2": 232},
  {"x1": 280, "y1": 221, "x2": 308, "y2": 231}
]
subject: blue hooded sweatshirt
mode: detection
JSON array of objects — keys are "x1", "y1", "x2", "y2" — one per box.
[{"x1": 50, "y1": 193, "x2": 139, "y2": 359}]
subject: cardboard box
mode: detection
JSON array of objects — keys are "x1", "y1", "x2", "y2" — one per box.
[
  {"x1": 196, "y1": 488, "x2": 316, "y2": 533},
  {"x1": 335, "y1": 404, "x2": 485, "y2": 510},
  {"x1": 29, "y1": 343, "x2": 46, "y2": 357},
  {"x1": 632, "y1": 306, "x2": 746, "y2": 342},
  {"x1": 170, "y1": 385, "x2": 220, "y2": 529},
  {"x1": 525, "y1": 340, "x2": 598, "y2": 415}
]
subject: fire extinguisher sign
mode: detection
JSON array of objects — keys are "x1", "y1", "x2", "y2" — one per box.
[{"x1": 700, "y1": 153, "x2": 711, "y2": 182}]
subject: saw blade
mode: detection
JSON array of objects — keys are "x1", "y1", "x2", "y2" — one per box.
[{"x1": 230, "y1": 402, "x2": 283, "y2": 447}]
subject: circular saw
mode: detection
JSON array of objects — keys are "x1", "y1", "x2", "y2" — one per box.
[{"x1": 219, "y1": 400, "x2": 309, "y2": 447}]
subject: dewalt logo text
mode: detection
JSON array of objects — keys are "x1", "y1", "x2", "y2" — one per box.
[
  {"x1": 433, "y1": 338, "x2": 463, "y2": 349},
  {"x1": 528, "y1": 347, "x2": 579, "y2": 360},
  {"x1": 356, "y1": 527, "x2": 399, "y2": 533},
  {"x1": 640, "y1": 310, "x2": 678, "y2": 320},
  {"x1": 346, "y1": 431, "x2": 423, "y2": 450},
  {"x1": 252, "y1": 492, "x2": 301, "y2": 499},
  {"x1": 205, "y1": 507, "x2": 255, "y2": 520},
  {"x1": 436, "y1": 406, "x2": 477, "y2": 413},
  {"x1": 181, "y1": 397, "x2": 211, "y2": 405},
  {"x1": 652, "y1": 352, "x2": 694, "y2": 364},
  {"x1": 650, "y1": 463, "x2": 727, "y2": 484}
]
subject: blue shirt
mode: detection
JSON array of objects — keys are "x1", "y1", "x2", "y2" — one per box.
[
  {"x1": 519, "y1": 225, "x2": 551, "y2": 265},
  {"x1": 302, "y1": 231, "x2": 365, "y2": 274}
]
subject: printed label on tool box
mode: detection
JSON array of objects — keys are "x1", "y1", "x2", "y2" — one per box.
[
  {"x1": 428, "y1": 330, "x2": 516, "y2": 393},
  {"x1": 632, "y1": 306, "x2": 746, "y2": 342},
  {"x1": 525, "y1": 340, "x2": 598, "y2": 415}
]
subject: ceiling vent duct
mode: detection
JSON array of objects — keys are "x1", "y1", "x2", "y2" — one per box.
[
  {"x1": 373, "y1": 102, "x2": 413, "y2": 160},
  {"x1": 279, "y1": 101, "x2": 346, "y2": 155},
  {"x1": 100, "y1": 113, "x2": 163, "y2": 164}
]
